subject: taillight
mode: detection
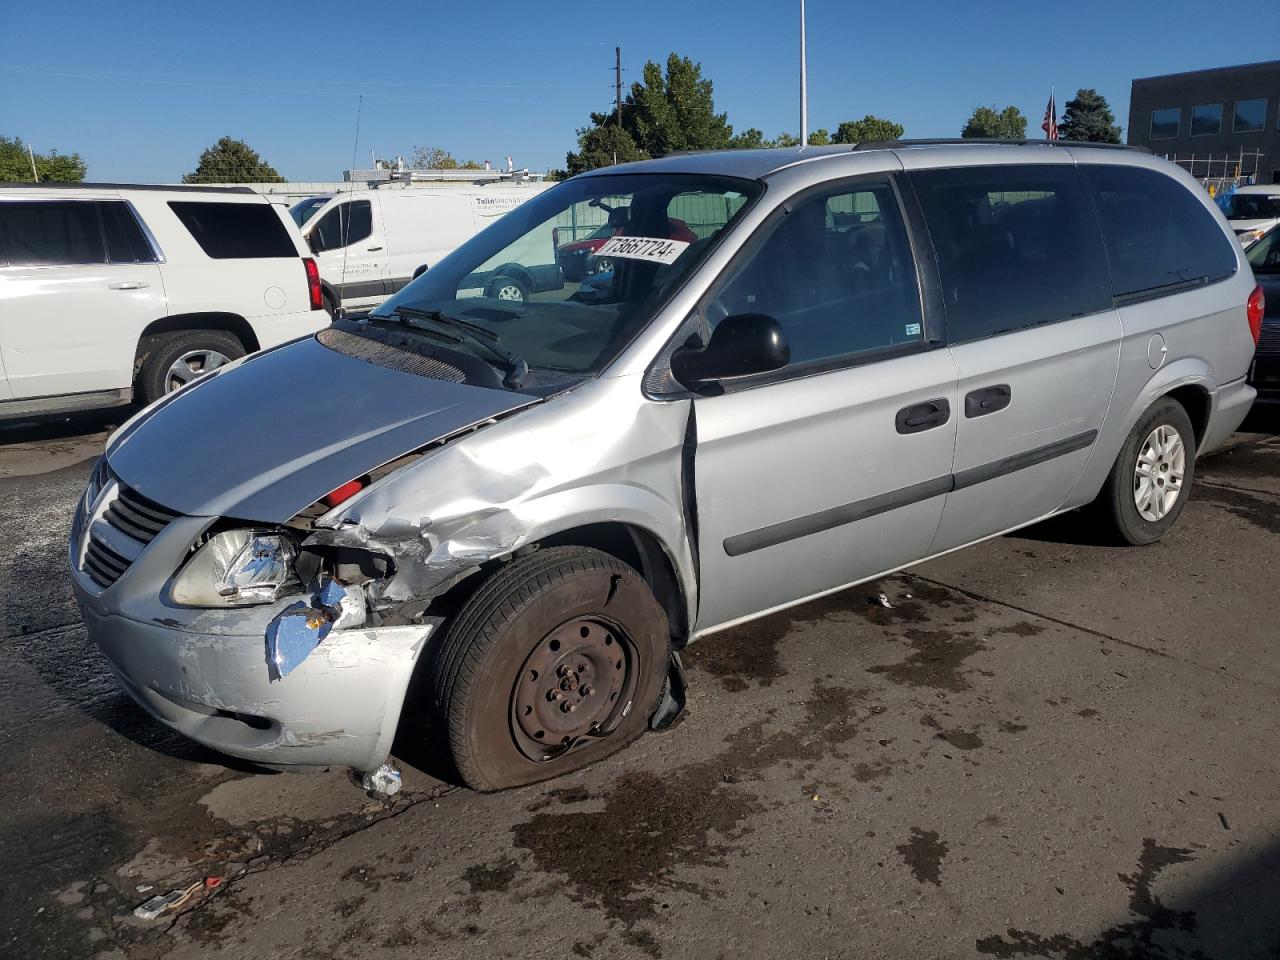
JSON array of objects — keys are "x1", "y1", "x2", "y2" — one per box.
[
  {"x1": 303, "y1": 257, "x2": 323, "y2": 312},
  {"x1": 1247, "y1": 283, "x2": 1264, "y2": 346}
]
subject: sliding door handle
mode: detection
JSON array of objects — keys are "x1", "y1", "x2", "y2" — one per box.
[
  {"x1": 108, "y1": 281, "x2": 149, "y2": 290},
  {"x1": 965, "y1": 384, "x2": 1012, "y2": 418},
  {"x1": 896, "y1": 398, "x2": 951, "y2": 434}
]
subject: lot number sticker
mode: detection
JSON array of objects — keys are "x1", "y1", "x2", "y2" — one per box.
[{"x1": 595, "y1": 235, "x2": 690, "y2": 266}]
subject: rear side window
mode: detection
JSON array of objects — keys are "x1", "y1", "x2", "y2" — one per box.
[
  {"x1": 101, "y1": 202, "x2": 156, "y2": 263},
  {"x1": 168, "y1": 201, "x2": 296, "y2": 259},
  {"x1": 0, "y1": 200, "x2": 105, "y2": 266},
  {"x1": 1082, "y1": 165, "x2": 1237, "y2": 299},
  {"x1": 911, "y1": 164, "x2": 1111, "y2": 343}
]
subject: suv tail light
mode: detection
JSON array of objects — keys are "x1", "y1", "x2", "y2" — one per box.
[
  {"x1": 1247, "y1": 283, "x2": 1265, "y2": 345},
  {"x1": 303, "y1": 257, "x2": 324, "y2": 312}
]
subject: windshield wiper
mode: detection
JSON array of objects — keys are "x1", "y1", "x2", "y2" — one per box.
[{"x1": 378, "y1": 305, "x2": 529, "y2": 388}]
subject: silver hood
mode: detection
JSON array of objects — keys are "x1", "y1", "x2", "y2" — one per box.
[{"x1": 105, "y1": 336, "x2": 538, "y2": 523}]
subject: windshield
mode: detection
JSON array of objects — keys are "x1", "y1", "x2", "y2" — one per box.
[
  {"x1": 370, "y1": 173, "x2": 761, "y2": 377},
  {"x1": 1225, "y1": 193, "x2": 1280, "y2": 221},
  {"x1": 289, "y1": 196, "x2": 330, "y2": 227}
]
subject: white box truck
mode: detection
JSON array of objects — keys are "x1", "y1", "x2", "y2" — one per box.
[{"x1": 290, "y1": 184, "x2": 551, "y2": 314}]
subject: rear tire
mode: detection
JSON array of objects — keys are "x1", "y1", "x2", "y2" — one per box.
[
  {"x1": 486, "y1": 275, "x2": 528, "y2": 302},
  {"x1": 1089, "y1": 397, "x2": 1196, "y2": 545},
  {"x1": 424, "y1": 547, "x2": 669, "y2": 791},
  {"x1": 135, "y1": 330, "x2": 245, "y2": 405}
]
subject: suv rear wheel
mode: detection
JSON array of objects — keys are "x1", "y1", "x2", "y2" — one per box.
[
  {"x1": 136, "y1": 330, "x2": 245, "y2": 405},
  {"x1": 424, "y1": 546, "x2": 670, "y2": 791},
  {"x1": 1090, "y1": 397, "x2": 1196, "y2": 545}
]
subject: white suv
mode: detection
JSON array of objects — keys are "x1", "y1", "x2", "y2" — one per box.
[{"x1": 0, "y1": 183, "x2": 329, "y2": 418}]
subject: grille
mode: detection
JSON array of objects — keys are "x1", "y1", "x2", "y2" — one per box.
[
  {"x1": 82, "y1": 479, "x2": 181, "y2": 589},
  {"x1": 1256, "y1": 323, "x2": 1280, "y2": 358},
  {"x1": 317, "y1": 326, "x2": 467, "y2": 383}
]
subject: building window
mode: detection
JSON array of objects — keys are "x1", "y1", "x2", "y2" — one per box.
[
  {"x1": 1150, "y1": 107, "x2": 1180, "y2": 140},
  {"x1": 1190, "y1": 103, "x2": 1222, "y2": 137},
  {"x1": 1233, "y1": 98, "x2": 1267, "y2": 133}
]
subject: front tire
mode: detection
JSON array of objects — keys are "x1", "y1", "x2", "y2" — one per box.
[
  {"x1": 425, "y1": 547, "x2": 670, "y2": 791},
  {"x1": 135, "y1": 330, "x2": 245, "y2": 405},
  {"x1": 1090, "y1": 397, "x2": 1196, "y2": 545},
  {"x1": 486, "y1": 275, "x2": 528, "y2": 302}
]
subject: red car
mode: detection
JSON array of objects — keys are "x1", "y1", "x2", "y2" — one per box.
[{"x1": 555, "y1": 217, "x2": 697, "y2": 280}]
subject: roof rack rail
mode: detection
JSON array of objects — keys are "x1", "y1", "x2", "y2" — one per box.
[
  {"x1": 853, "y1": 138, "x2": 1148, "y2": 153},
  {"x1": 0, "y1": 182, "x2": 257, "y2": 193}
]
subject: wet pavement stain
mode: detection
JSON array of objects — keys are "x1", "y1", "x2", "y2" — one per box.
[
  {"x1": 1193, "y1": 482, "x2": 1280, "y2": 536},
  {"x1": 994, "y1": 621, "x2": 1045, "y2": 637},
  {"x1": 976, "y1": 838, "x2": 1203, "y2": 958},
  {"x1": 897, "y1": 828, "x2": 949, "y2": 885},
  {"x1": 462, "y1": 857, "x2": 518, "y2": 894},
  {"x1": 510, "y1": 681, "x2": 868, "y2": 953},
  {"x1": 867, "y1": 628, "x2": 985, "y2": 692}
]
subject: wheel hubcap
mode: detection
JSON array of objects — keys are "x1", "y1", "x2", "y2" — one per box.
[
  {"x1": 166, "y1": 349, "x2": 230, "y2": 393},
  {"x1": 511, "y1": 617, "x2": 636, "y2": 762},
  {"x1": 496, "y1": 284, "x2": 523, "y2": 301},
  {"x1": 1133, "y1": 423, "x2": 1186, "y2": 521}
]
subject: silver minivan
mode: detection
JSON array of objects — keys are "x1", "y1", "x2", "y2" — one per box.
[{"x1": 70, "y1": 142, "x2": 1261, "y2": 791}]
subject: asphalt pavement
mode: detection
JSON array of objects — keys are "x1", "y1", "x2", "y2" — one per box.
[{"x1": 2, "y1": 404, "x2": 1278, "y2": 960}]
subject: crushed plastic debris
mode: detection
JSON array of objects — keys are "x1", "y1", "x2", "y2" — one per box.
[
  {"x1": 132, "y1": 881, "x2": 202, "y2": 921},
  {"x1": 204, "y1": 876, "x2": 224, "y2": 890},
  {"x1": 265, "y1": 578, "x2": 366, "y2": 680},
  {"x1": 134, "y1": 883, "x2": 153, "y2": 894},
  {"x1": 361, "y1": 762, "x2": 403, "y2": 797},
  {"x1": 877, "y1": 592, "x2": 893, "y2": 608}
]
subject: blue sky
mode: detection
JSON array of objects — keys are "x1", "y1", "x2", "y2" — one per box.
[{"x1": 2, "y1": 0, "x2": 1277, "y2": 182}]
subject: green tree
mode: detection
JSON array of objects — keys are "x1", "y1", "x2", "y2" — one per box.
[
  {"x1": 768, "y1": 132, "x2": 802, "y2": 148},
  {"x1": 565, "y1": 124, "x2": 648, "y2": 177},
  {"x1": 567, "y1": 52, "x2": 732, "y2": 173},
  {"x1": 0, "y1": 135, "x2": 86, "y2": 182},
  {"x1": 807, "y1": 128, "x2": 831, "y2": 146},
  {"x1": 832, "y1": 115, "x2": 905, "y2": 144},
  {"x1": 729, "y1": 127, "x2": 768, "y2": 149},
  {"x1": 961, "y1": 105, "x2": 1027, "y2": 139},
  {"x1": 410, "y1": 145, "x2": 484, "y2": 170},
  {"x1": 184, "y1": 136, "x2": 283, "y2": 183},
  {"x1": 1057, "y1": 88, "x2": 1122, "y2": 143}
]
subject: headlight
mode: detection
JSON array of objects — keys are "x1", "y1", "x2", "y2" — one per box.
[{"x1": 170, "y1": 529, "x2": 300, "y2": 607}]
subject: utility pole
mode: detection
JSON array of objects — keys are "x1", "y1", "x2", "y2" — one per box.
[
  {"x1": 799, "y1": 0, "x2": 808, "y2": 146},
  {"x1": 615, "y1": 46, "x2": 622, "y2": 131},
  {"x1": 27, "y1": 142, "x2": 39, "y2": 182}
]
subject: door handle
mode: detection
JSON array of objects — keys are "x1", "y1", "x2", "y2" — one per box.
[
  {"x1": 964, "y1": 384, "x2": 1012, "y2": 418},
  {"x1": 896, "y1": 398, "x2": 951, "y2": 434},
  {"x1": 366, "y1": 246, "x2": 384, "y2": 252},
  {"x1": 108, "y1": 281, "x2": 149, "y2": 290}
]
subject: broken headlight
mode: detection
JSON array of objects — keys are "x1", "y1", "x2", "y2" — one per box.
[{"x1": 170, "y1": 529, "x2": 300, "y2": 607}]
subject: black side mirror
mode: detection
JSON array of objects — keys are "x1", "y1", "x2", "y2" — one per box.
[
  {"x1": 307, "y1": 232, "x2": 322, "y2": 254},
  {"x1": 670, "y1": 314, "x2": 790, "y2": 390}
]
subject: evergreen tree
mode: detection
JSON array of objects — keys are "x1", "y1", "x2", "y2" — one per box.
[
  {"x1": 184, "y1": 137, "x2": 284, "y2": 183},
  {"x1": 1058, "y1": 89, "x2": 1122, "y2": 143}
]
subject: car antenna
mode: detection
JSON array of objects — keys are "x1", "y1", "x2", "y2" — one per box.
[{"x1": 339, "y1": 94, "x2": 364, "y2": 308}]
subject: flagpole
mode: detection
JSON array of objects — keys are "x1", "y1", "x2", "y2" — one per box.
[{"x1": 799, "y1": 0, "x2": 808, "y2": 146}]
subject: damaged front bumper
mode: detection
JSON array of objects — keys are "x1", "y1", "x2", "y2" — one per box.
[{"x1": 75, "y1": 590, "x2": 434, "y2": 773}]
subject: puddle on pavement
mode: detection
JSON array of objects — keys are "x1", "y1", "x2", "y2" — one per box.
[{"x1": 896, "y1": 827, "x2": 950, "y2": 885}]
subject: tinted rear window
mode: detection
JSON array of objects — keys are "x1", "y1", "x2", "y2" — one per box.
[
  {"x1": 168, "y1": 201, "x2": 296, "y2": 259},
  {"x1": 1082, "y1": 165, "x2": 1237, "y2": 298},
  {"x1": 0, "y1": 200, "x2": 106, "y2": 266},
  {"x1": 911, "y1": 164, "x2": 1111, "y2": 343},
  {"x1": 101, "y1": 202, "x2": 156, "y2": 263}
]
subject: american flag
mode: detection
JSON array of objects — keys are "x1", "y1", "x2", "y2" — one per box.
[{"x1": 1042, "y1": 92, "x2": 1058, "y2": 141}]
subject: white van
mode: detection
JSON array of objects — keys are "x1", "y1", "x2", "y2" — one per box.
[
  {"x1": 291, "y1": 185, "x2": 551, "y2": 313},
  {"x1": 1222, "y1": 184, "x2": 1280, "y2": 247}
]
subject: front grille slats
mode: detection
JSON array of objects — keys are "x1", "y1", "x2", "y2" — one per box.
[{"x1": 79, "y1": 473, "x2": 182, "y2": 589}]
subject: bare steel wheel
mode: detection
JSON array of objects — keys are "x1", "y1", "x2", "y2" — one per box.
[
  {"x1": 1089, "y1": 397, "x2": 1196, "y2": 546},
  {"x1": 511, "y1": 616, "x2": 638, "y2": 761},
  {"x1": 1133, "y1": 423, "x2": 1186, "y2": 521},
  {"x1": 424, "y1": 546, "x2": 669, "y2": 791},
  {"x1": 166, "y1": 348, "x2": 231, "y2": 393}
]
